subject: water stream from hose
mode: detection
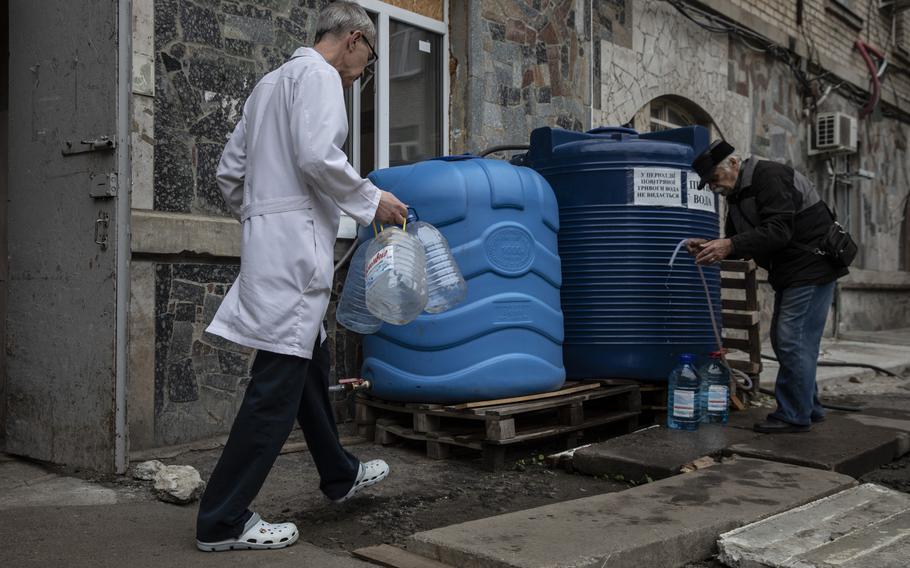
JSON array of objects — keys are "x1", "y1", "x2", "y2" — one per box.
[{"x1": 669, "y1": 239, "x2": 753, "y2": 391}]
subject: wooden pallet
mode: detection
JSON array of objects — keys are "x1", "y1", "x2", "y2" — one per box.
[
  {"x1": 720, "y1": 259, "x2": 762, "y2": 399},
  {"x1": 356, "y1": 382, "x2": 641, "y2": 470},
  {"x1": 599, "y1": 379, "x2": 668, "y2": 426}
]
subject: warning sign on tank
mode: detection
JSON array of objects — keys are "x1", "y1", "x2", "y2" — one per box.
[
  {"x1": 633, "y1": 168, "x2": 682, "y2": 207},
  {"x1": 686, "y1": 173, "x2": 716, "y2": 212}
]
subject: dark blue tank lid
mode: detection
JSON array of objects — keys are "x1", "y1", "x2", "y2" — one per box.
[{"x1": 525, "y1": 125, "x2": 711, "y2": 170}]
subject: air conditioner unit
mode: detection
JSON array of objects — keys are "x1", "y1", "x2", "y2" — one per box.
[{"x1": 808, "y1": 112, "x2": 858, "y2": 155}]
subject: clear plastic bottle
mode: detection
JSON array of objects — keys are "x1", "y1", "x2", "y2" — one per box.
[
  {"x1": 667, "y1": 353, "x2": 700, "y2": 431},
  {"x1": 699, "y1": 351, "x2": 730, "y2": 424},
  {"x1": 405, "y1": 211, "x2": 467, "y2": 314},
  {"x1": 364, "y1": 226, "x2": 428, "y2": 325},
  {"x1": 336, "y1": 240, "x2": 383, "y2": 334}
]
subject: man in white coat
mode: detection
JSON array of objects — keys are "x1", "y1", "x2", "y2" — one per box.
[{"x1": 195, "y1": 2, "x2": 407, "y2": 552}]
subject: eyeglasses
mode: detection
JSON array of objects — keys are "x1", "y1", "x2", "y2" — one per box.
[{"x1": 354, "y1": 31, "x2": 378, "y2": 66}]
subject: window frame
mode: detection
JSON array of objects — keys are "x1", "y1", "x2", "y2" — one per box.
[
  {"x1": 648, "y1": 99, "x2": 697, "y2": 132},
  {"x1": 351, "y1": 0, "x2": 449, "y2": 173}
]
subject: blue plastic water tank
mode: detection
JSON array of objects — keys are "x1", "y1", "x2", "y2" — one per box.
[
  {"x1": 357, "y1": 157, "x2": 566, "y2": 403},
  {"x1": 523, "y1": 125, "x2": 721, "y2": 381}
]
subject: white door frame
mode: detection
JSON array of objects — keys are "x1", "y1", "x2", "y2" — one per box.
[{"x1": 354, "y1": 0, "x2": 449, "y2": 170}]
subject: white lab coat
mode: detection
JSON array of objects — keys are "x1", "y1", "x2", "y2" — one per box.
[{"x1": 207, "y1": 48, "x2": 380, "y2": 359}]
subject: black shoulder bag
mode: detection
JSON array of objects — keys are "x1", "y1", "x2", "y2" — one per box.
[{"x1": 796, "y1": 202, "x2": 858, "y2": 269}]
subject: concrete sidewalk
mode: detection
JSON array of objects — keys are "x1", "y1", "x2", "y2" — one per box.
[
  {"x1": 0, "y1": 501, "x2": 374, "y2": 568},
  {"x1": 759, "y1": 327, "x2": 910, "y2": 389},
  {"x1": 1, "y1": 329, "x2": 906, "y2": 568},
  {"x1": 0, "y1": 454, "x2": 374, "y2": 567},
  {"x1": 408, "y1": 457, "x2": 855, "y2": 568},
  {"x1": 572, "y1": 328, "x2": 910, "y2": 483}
]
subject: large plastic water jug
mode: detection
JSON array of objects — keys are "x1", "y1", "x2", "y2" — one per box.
[
  {"x1": 336, "y1": 240, "x2": 383, "y2": 334},
  {"x1": 364, "y1": 226, "x2": 427, "y2": 325},
  {"x1": 667, "y1": 353, "x2": 700, "y2": 431},
  {"x1": 406, "y1": 210, "x2": 466, "y2": 313},
  {"x1": 698, "y1": 351, "x2": 729, "y2": 424}
]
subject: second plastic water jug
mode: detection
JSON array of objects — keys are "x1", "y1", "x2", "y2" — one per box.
[{"x1": 406, "y1": 211, "x2": 466, "y2": 313}]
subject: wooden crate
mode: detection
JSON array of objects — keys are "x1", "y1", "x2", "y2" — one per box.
[
  {"x1": 356, "y1": 382, "x2": 641, "y2": 470},
  {"x1": 720, "y1": 259, "x2": 762, "y2": 399}
]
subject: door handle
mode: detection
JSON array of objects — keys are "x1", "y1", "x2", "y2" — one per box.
[{"x1": 94, "y1": 211, "x2": 110, "y2": 250}]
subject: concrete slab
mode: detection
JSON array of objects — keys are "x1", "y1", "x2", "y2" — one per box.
[
  {"x1": 727, "y1": 413, "x2": 910, "y2": 479},
  {"x1": 573, "y1": 424, "x2": 763, "y2": 481},
  {"x1": 0, "y1": 459, "x2": 138, "y2": 510},
  {"x1": 0, "y1": 502, "x2": 374, "y2": 568},
  {"x1": 718, "y1": 483, "x2": 910, "y2": 568},
  {"x1": 408, "y1": 457, "x2": 855, "y2": 568},
  {"x1": 0, "y1": 475, "x2": 120, "y2": 510}
]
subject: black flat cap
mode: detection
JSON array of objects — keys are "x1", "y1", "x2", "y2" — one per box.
[{"x1": 692, "y1": 140, "x2": 735, "y2": 189}]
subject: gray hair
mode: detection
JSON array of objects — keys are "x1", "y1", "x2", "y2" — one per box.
[
  {"x1": 718, "y1": 154, "x2": 741, "y2": 171},
  {"x1": 315, "y1": 1, "x2": 376, "y2": 45}
]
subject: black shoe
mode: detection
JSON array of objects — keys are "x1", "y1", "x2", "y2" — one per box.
[
  {"x1": 753, "y1": 418, "x2": 811, "y2": 434},
  {"x1": 811, "y1": 414, "x2": 826, "y2": 423}
]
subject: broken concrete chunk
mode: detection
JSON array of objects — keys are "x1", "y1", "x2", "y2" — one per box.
[
  {"x1": 680, "y1": 455, "x2": 717, "y2": 473},
  {"x1": 130, "y1": 460, "x2": 164, "y2": 481},
  {"x1": 718, "y1": 483, "x2": 910, "y2": 568},
  {"x1": 153, "y1": 465, "x2": 205, "y2": 504}
]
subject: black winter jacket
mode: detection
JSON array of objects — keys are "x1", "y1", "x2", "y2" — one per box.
[{"x1": 725, "y1": 158, "x2": 848, "y2": 291}]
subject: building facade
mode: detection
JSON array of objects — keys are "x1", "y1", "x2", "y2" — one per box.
[{"x1": 4, "y1": 0, "x2": 909, "y2": 470}]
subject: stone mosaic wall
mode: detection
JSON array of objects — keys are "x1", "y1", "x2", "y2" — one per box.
[
  {"x1": 590, "y1": 0, "x2": 910, "y2": 336},
  {"x1": 153, "y1": 258, "x2": 361, "y2": 443},
  {"x1": 451, "y1": 0, "x2": 594, "y2": 154},
  {"x1": 152, "y1": 258, "x2": 364, "y2": 443},
  {"x1": 594, "y1": 0, "x2": 752, "y2": 151},
  {"x1": 150, "y1": 1, "x2": 364, "y2": 441},
  {"x1": 154, "y1": 0, "x2": 328, "y2": 215},
  {"x1": 154, "y1": 263, "x2": 251, "y2": 445},
  {"x1": 712, "y1": 17, "x2": 910, "y2": 273}
]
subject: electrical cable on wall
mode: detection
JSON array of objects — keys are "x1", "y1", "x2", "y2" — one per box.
[{"x1": 664, "y1": 0, "x2": 910, "y2": 123}]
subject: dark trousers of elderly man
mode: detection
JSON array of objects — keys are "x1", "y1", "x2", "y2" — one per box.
[{"x1": 689, "y1": 141, "x2": 848, "y2": 434}]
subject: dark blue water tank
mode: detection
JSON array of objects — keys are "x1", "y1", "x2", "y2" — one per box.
[
  {"x1": 358, "y1": 156, "x2": 565, "y2": 403},
  {"x1": 524, "y1": 125, "x2": 721, "y2": 381}
]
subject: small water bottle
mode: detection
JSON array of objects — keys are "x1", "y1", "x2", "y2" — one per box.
[
  {"x1": 365, "y1": 225, "x2": 428, "y2": 325},
  {"x1": 667, "y1": 353, "x2": 700, "y2": 431},
  {"x1": 336, "y1": 240, "x2": 383, "y2": 334},
  {"x1": 699, "y1": 351, "x2": 730, "y2": 424},
  {"x1": 405, "y1": 210, "x2": 467, "y2": 314}
]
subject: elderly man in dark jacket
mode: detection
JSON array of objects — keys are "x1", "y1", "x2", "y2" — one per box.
[{"x1": 686, "y1": 140, "x2": 848, "y2": 433}]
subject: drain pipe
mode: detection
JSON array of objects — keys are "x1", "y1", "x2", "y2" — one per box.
[{"x1": 114, "y1": 0, "x2": 133, "y2": 474}]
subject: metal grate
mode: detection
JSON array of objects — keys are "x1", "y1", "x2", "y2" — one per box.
[{"x1": 817, "y1": 114, "x2": 836, "y2": 147}]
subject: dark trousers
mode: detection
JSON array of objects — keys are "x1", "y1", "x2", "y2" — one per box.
[
  {"x1": 768, "y1": 281, "x2": 835, "y2": 426},
  {"x1": 196, "y1": 340, "x2": 360, "y2": 542}
]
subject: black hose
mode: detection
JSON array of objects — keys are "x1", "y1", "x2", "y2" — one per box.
[
  {"x1": 478, "y1": 144, "x2": 531, "y2": 157},
  {"x1": 757, "y1": 387, "x2": 863, "y2": 412},
  {"x1": 761, "y1": 353, "x2": 901, "y2": 377}
]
